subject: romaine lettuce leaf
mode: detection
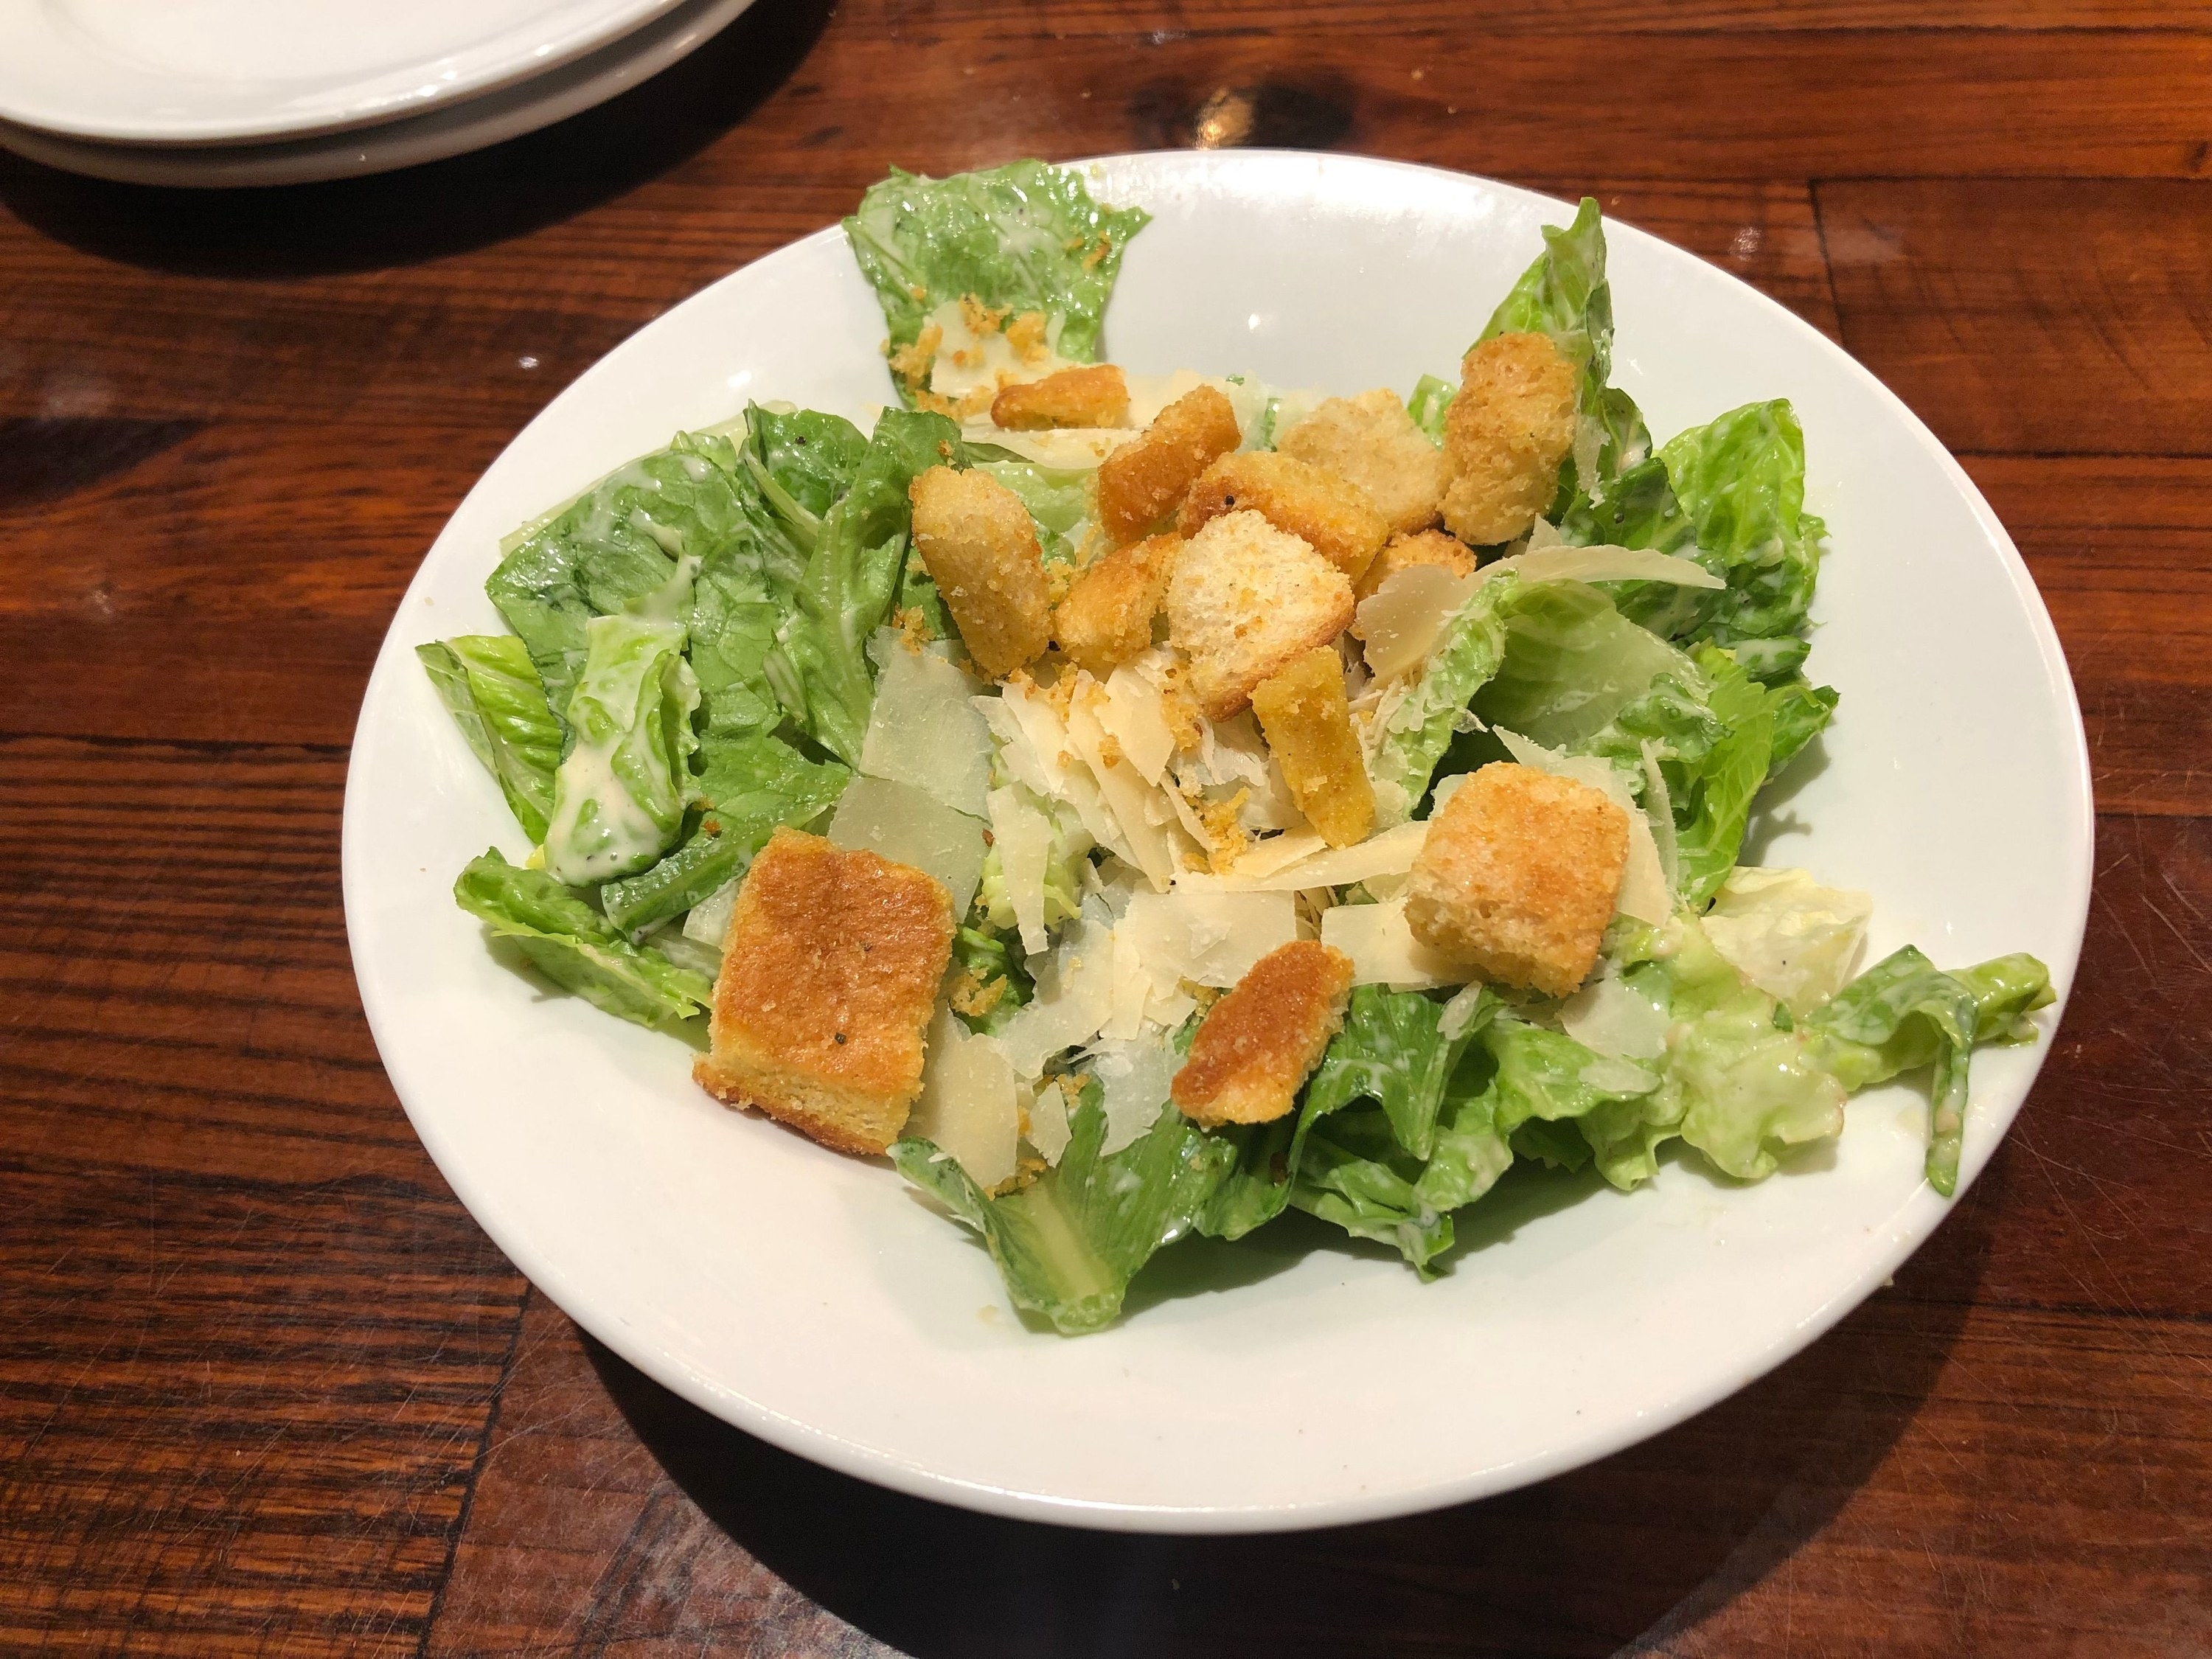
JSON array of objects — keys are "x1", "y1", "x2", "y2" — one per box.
[
  {"x1": 417, "y1": 635, "x2": 563, "y2": 843},
  {"x1": 892, "y1": 1093, "x2": 1235, "y2": 1334},
  {"x1": 1406, "y1": 373, "x2": 1454, "y2": 445},
  {"x1": 1369, "y1": 576, "x2": 1516, "y2": 824},
  {"x1": 973, "y1": 457, "x2": 1091, "y2": 565},
  {"x1": 747, "y1": 406, "x2": 869, "y2": 521},
  {"x1": 1806, "y1": 946, "x2": 2053, "y2": 1195},
  {"x1": 542, "y1": 614, "x2": 699, "y2": 886},
  {"x1": 1470, "y1": 579, "x2": 1702, "y2": 751},
  {"x1": 844, "y1": 161, "x2": 1150, "y2": 400},
  {"x1": 597, "y1": 731, "x2": 850, "y2": 935},
  {"x1": 768, "y1": 408, "x2": 959, "y2": 765},
  {"x1": 455, "y1": 849, "x2": 712, "y2": 1029}
]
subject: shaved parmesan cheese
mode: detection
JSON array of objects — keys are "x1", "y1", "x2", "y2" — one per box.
[
  {"x1": 909, "y1": 1009, "x2": 1020, "y2": 1190},
  {"x1": 1123, "y1": 369, "x2": 1218, "y2": 428},
  {"x1": 1703, "y1": 867, "x2": 1874, "y2": 1015},
  {"x1": 1559, "y1": 964, "x2": 1671, "y2": 1060},
  {"x1": 993, "y1": 678, "x2": 1128, "y2": 861},
  {"x1": 1098, "y1": 665, "x2": 1178, "y2": 785},
  {"x1": 925, "y1": 299, "x2": 1077, "y2": 403},
  {"x1": 1184, "y1": 711, "x2": 1303, "y2": 831},
  {"x1": 987, "y1": 785, "x2": 1055, "y2": 956},
  {"x1": 1119, "y1": 887, "x2": 1298, "y2": 991},
  {"x1": 827, "y1": 776, "x2": 987, "y2": 917},
  {"x1": 986, "y1": 918, "x2": 1116, "y2": 1081},
  {"x1": 1185, "y1": 821, "x2": 1428, "y2": 894},
  {"x1": 1495, "y1": 730, "x2": 1672, "y2": 925},
  {"x1": 1321, "y1": 897, "x2": 1470, "y2": 990},
  {"x1": 861, "y1": 630, "x2": 992, "y2": 818},
  {"x1": 1482, "y1": 543, "x2": 1725, "y2": 591},
  {"x1": 1081, "y1": 1035, "x2": 1180, "y2": 1155},
  {"x1": 1218, "y1": 829, "x2": 1329, "y2": 881},
  {"x1": 1027, "y1": 1079, "x2": 1072, "y2": 1166},
  {"x1": 1065, "y1": 695, "x2": 1186, "y2": 892},
  {"x1": 1105, "y1": 920, "x2": 1151, "y2": 1041},
  {"x1": 1357, "y1": 565, "x2": 1478, "y2": 683}
]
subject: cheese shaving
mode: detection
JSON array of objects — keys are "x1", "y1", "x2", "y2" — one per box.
[{"x1": 1319, "y1": 897, "x2": 1470, "y2": 990}]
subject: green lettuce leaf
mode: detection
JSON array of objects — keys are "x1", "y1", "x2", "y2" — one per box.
[
  {"x1": 1370, "y1": 576, "x2": 1517, "y2": 823},
  {"x1": 973, "y1": 456, "x2": 1091, "y2": 565},
  {"x1": 845, "y1": 161, "x2": 1150, "y2": 402},
  {"x1": 542, "y1": 614, "x2": 699, "y2": 886},
  {"x1": 747, "y1": 406, "x2": 869, "y2": 521},
  {"x1": 417, "y1": 635, "x2": 563, "y2": 843},
  {"x1": 768, "y1": 408, "x2": 959, "y2": 765},
  {"x1": 892, "y1": 1093, "x2": 1235, "y2": 1334},
  {"x1": 1806, "y1": 946, "x2": 2053, "y2": 1196},
  {"x1": 1471, "y1": 578, "x2": 1703, "y2": 751},
  {"x1": 455, "y1": 849, "x2": 712, "y2": 1029},
  {"x1": 1406, "y1": 373, "x2": 1454, "y2": 445},
  {"x1": 597, "y1": 731, "x2": 850, "y2": 935}
]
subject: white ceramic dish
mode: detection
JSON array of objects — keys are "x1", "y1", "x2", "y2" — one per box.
[
  {"x1": 344, "y1": 152, "x2": 2091, "y2": 1534},
  {"x1": 0, "y1": 0, "x2": 691, "y2": 145},
  {"x1": 0, "y1": 0, "x2": 752, "y2": 188}
]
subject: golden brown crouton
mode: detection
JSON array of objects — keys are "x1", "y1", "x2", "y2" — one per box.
[
  {"x1": 908, "y1": 465, "x2": 1052, "y2": 679},
  {"x1": 695, "y1": 830, "x2": 956, "y2": 1155},
  {"x1": 1441, "y1": 333, "x2": 1578, "y2": 546},
  {"x1": 1053, "y1": 533, "x2": 1179, "y2": 675},
  {"x1": 1164, "y1": 509, "x2": 1357, "y2": 721},
  {"x1": 1405, "y1": 763, "x2": 1628, "y2": 997},
  {"x1": 1353, "y1": 527, "x2": 1478, "y2": 608},
  {"x1": 1250, "y1": 647, "x2": 1375, "y2": 848},
  {"x1": 991, "y1": 364, "x2": 1130, "y2": 431},
  {"x1": 1277, "y1": 389, "x2": 1450, "y2": 536},
  {"x1": 1095, "y1": 384, "x2": 1242, "y2": 543},
  {"x1": 1172, "y1": 940, "x2": 1356, "y2": 1127},
  {"x1": 1177, "y1": 450, "x2": 1389, "y2": 585}
]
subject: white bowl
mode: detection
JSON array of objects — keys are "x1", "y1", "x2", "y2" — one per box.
[{"x1": 344, "y1": 152, "x2": 2091, "y2": 1533}]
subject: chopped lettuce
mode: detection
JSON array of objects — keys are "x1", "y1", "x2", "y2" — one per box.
[
  {"x1": 893, "y1": 1092, "x2": 1235, "y2": 1334},
  {"x1": 542, "y1": 614, "x2": 699, "y2": 886},
  {"x1": 417, "y1": 635, "x2": 563, "y2": 843},
  {"x1": 1406, "y1": 373, "x2": 1454, "y2": 445},
  {"x1": 972, "y1": 456, "x2": 1092, "y2": 564},
  {"x1": 456, "y1": 849, "x2": 712, "y2": 1029},
  {"x1": 845, "y1": 160, "x2": 1150, "y2": 401},
  {"x1": 1369, "y1": 577, "x2": 1517, "y2": 824}
]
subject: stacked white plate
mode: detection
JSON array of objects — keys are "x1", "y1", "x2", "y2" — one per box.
[{"x1": 0, "y1": 0, "x2": 757, "y2": 187}]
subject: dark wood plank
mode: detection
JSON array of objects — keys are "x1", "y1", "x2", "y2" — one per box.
[{"x1": 1822, "y1": 178, "x2": 2212, "y2": 456}]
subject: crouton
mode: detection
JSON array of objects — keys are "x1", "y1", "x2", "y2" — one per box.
[
  {"x1": 1405, "y1": 763, "x2": 1627, "y2": 997},
  {"x1": 1441, "y1": 333, "x2": 1578, "y2": 546},
  {"x1": 1054, "y1": 532, "x2": 1179, "y2": 675},
  {"x1": 1164, "y1": 509, "x2": 1357, "y2": 721},
  {"x1": 991, "y1": 364, "x2": 1130, "y2": 431},
  {"x1": 1354, "y1": 527, "x2": 1478, "y2": 608},
  {"x1": 909, "y1": 465, "x2": 1052, "y2": 679},
  {"x1": 1250, "y1": 646, "x2": 1375, "y2": 848},
  {"x1": 1172, "y1": 940, "x2": 1355, "y2": 1127},
  {"x1": 695, "y1": 829, "x2": 956, "y2": 1155},
  {"x1": 1178, "y1": 450, "x2": 1389, "y2": 585},
  {"x1": 1096, "y1": 383, "x2": 1242, "y2": 542},
  {"x1": 1277, "y1": 389, "x2": 1449, "y2": 535}
]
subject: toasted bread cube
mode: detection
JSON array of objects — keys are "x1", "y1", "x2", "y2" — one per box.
[
  {"x1": 1441, "y1": 333, "x2": 1578, "y2": 546},
  {"x1": 991, "y1": 364, "x2": 1130, "y2": 431},
  {"x1": 1096, "y1": 384, "x2": 1242, "y2": 542},
  {"x1": 1178, "y1": 450, "x2": 1389, "y2": 585},
  {"x1": 1164, "y1": 509, "x2": 1356, "y2": 721},
  {"x1": 1405, "y1": 763, "x2": 1628, "y2": 997},
  {"x1": 1353, "y1": 527, "x2": 1478, "y2": 608},
  {"x1": 909, "y1": 465, "x2": 1052, "y2": 679},
  {"x1": 1172, "y1": 941, "x2": 1355, "y2": 1127},
  {"x1": 1277, "y1": 389, "x2": 1449, "y2": 536},
  {"x1": 1054, "y1": 532, "x2": 1179, "y2": 675},
  {"x1": 1251, "y1": 647, "x2": 1375, "y2": 848},
  {"x1": 694, "y1": 829, "x2": 956, "y2": 1155}
]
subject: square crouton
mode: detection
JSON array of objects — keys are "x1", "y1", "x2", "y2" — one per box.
[
  {"x1": 1441, "y1": 333, "x2": 1579, "y2": 546},
  {"x1": 1172, "y1": 941, "x2": 1355, "y2": 1127},
  {"x1": 991, "y1": 364, "x2": 1130, "y2": 431},
  {"x1": 909, "y1": 465, "x2": 1052, "y2": 680},
  {"x1": 1164, "y1": 509, "x2": 1356, "y2": 721},
  {"x1": 1095, "y1": 384, "x2": 1243, "y2": 542},
  {"x1": 1405, "y1": 763, "x2": 1628, "y2": 997},
  {"x1": 1354, "y1": 527, "x2": 1478, "y2": 608},
  {"x1": 695, "y1": 828, "x2": 956, "y2": 1155},
  {"x1": 1053, "y1": 532, "x2": 1179, "y2": 675},
  {"x1": 1276, "y1": 389, "x2": 1449, "y2": 536},
  {"x1": 1251, "y1": 646, "x2": 1375, "y2": 848},
  {"x1": 1178, "y1": 450, "x2": 1388, "y2": 585}
]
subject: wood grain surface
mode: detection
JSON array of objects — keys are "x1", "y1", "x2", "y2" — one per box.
[{"x1": 1, "y1": 0, "x2": 2206, "y2": 1652}]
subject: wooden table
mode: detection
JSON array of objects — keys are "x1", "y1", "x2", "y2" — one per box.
[{"x1": 4, "y1": 1, "x2": 2208, "y2": 1652}]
